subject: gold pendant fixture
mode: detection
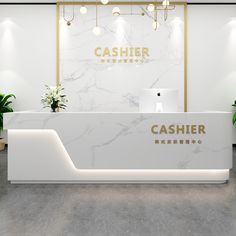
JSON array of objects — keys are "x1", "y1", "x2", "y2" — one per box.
[
  {"x1": 61, "y1": 1, "x2": 175, "y2": 33},
  {"x1": 147, "y1": 0, "x2": 175, "y2": 21},
  {"x1": 80, "y1": 5, "x2": 88, "y2": 14},
  {"x1": 93, "y1": 0, "x2": 101, "y2": 35},
  {"x1": 62, "y1": 2, "x2": 75, "y2": 26},
  {"x1": 152, "y1": 4, "x2": 160, "y2": 31},
  {"x1": 112, "y1": 1, "x2": 144, "y2": 17}
]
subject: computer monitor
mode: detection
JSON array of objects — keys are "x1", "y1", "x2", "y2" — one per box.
[{"x1": 139, "y1": 88, "x2": 178, "y2": 113}]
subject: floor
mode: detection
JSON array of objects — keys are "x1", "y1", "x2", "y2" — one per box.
[{"x1": 0, "y1": 149, "x2": 236, "y2": 236}]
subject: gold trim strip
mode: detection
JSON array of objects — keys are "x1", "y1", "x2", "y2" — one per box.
[
  {"x1": 184, "y1": 3, "x2": 187, "y2": 112},
  {"x1": 56, "y1": 2, "x2": 60, "y2": 86},
  {"x1": 57, "y1": 1, "x2": 187, "y2": 5}
]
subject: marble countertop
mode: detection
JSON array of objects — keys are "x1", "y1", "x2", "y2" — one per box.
[
  {"x1": 4, "y1": 111, "x2": 232, "y2": 170},
  {"x1": 7, "y1": 111, "x2": 232, "y2": 114}
]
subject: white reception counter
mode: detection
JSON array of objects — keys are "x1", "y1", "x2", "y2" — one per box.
[{"x1": 4, "y1": 112, "x2": 232, "y2": 183}]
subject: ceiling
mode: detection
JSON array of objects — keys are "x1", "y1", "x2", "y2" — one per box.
[{"x1": 1, "y1": 0, "x2": 236, "y2": 3}]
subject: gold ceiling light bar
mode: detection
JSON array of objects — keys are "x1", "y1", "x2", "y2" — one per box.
[
  {"x1": 57, "y1": 1, "x2": 185, "y2": 6},
  {"x1": 113, "y1": 12, "x2": 145, "y2": 16},
  {"x1": 60, "y1": 1, "x2": 175, "y2": 20},
  {"x1": 112, "y1": 0, "x2": 145, "y2": 17}
]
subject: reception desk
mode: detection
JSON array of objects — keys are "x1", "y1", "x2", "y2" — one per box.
[{"x1": 4, "y1": 112, "x2": 232, "y2": 183}]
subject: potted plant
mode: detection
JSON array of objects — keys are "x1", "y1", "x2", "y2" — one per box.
[
  {"x1": 41, "y1": 85, "x2": 68, "y2": 112},
  {"x1": 232, "y1": 101, "x2": 236, "y2": 124},
  {"x1": 0, "y1": 93, "x2": 16, "y2": 151}
]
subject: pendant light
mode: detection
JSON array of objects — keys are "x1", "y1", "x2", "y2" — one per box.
[
  {"x1": 112, "y1": 7, "x2": 121, "y2": 16},
  {"x1": 93, "y1": 26, "x2": 101, "y2": 35},
  {"x1": 63, "y1": 4, "x2": 75, "y2": 26},
  {"x1": 101, "y1": 0, "x2": 109, "y2": 5},
  {"x1": 152, "y1": 5, "x2": 160, "y2": 31},
  {"x1": 147, "y1": 4, "x2": 155, "y2": 12},
  {"x1": 163, "y1": 0, "x2": 170, "y2": 21},
  {"x1": 80, "y1": 6, "x2": 87, "y2": 15},
  {"x1": 162, "y1": 0, "x2": 170, "y2": 7},
  {"x1": 155, "y1": 0, "x2": 175, "y2": 21},
  {"x1": 152, "y1": 20, "x2": 160, "y2": 30},
  {"x1": 93, "y1": 1, "x2": 101, "y2": 36}
]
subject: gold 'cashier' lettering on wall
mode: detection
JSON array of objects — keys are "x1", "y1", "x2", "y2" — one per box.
[
  {"x1": 151, "y1": 124, "x2": 206, "y2": 135},
  {"x1": 94, "y1": 47, "x2": 150, "y2": 57}
]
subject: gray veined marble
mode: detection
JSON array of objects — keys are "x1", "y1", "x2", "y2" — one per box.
[
  {"x1": 1, "y1": 148, "x2": 236, "y2": 236},
  {"x1": 4, "y1": 112, "x2": 232, "y2": 172},
  {"x1": 60, "y1": 5, "x2": 185, "y2": 112}
]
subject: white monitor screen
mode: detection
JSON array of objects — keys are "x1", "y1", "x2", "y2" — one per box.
[{"x1": 139, "y1": 89, "x2": 178, "y2": 113}]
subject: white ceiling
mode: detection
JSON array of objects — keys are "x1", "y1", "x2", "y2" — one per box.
[{"x1": 1, "y1": 0, "x2": 236, "y2": 3}]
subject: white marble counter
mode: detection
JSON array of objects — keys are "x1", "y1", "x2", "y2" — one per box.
[{"x1": 4, "y1": 112, "x2": 233, "y2": 183}]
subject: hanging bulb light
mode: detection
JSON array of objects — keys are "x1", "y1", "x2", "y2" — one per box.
[
  {"x1": 152, "y1": 20, "x2": 160, "y2": 30},
  {"x1": 162, "y1": 0, "x2": 170, "y2": 21},
  {"x1": 80, "y1": 6, "x2": 87, "y2": 14},
  {"x1": 93, "y1": 1, "x2": 101, "y2": 36},
  {"x1": 153, "y1": 0, "x2": 174, "y2": 21},
  {"x1": 63, "y1": 4, "x2": 75, "y2": 26},
  {"x1": 152, "y1": 3, "x2": 160, "y2": 31},
  {"x1": 93, "y1": 26, "x2": 101, "y2": 35},
  {"x1": 162, "y1": 0, "x2": 170, "y2": 7},
  {"x1": 147, "y1": 4, "x2": 155, "y2": 12},
  {"x1": 112, "y1": 7, "x2": 121, "y2": 16},
  {"x1": 101, "y1": 0, "x2": 109, "y2": 4}
]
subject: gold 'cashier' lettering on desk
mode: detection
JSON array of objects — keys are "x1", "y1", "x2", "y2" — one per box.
[
  {"x1": 151, "y1": 124, "x2": 206, "y2": 134},
  {"x1": 151, "y1": 124, "x2": 206, "y2": 145}
]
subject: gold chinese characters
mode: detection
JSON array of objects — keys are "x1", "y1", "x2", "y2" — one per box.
[{"x1": 155, "y1": 139, "x2": 202, "y2": 145}]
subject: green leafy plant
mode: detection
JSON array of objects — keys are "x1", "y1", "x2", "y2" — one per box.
[
  {"x1": 232, "y1": 101, "x2": 236, "y2": 125},
  {"x1": 0, "y1": 93, "x2": 16, "y2": 133}
]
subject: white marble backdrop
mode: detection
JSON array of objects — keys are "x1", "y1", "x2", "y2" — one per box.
[{"x1": 60, "y1": 5, "x2": 184, "y2": 112}]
